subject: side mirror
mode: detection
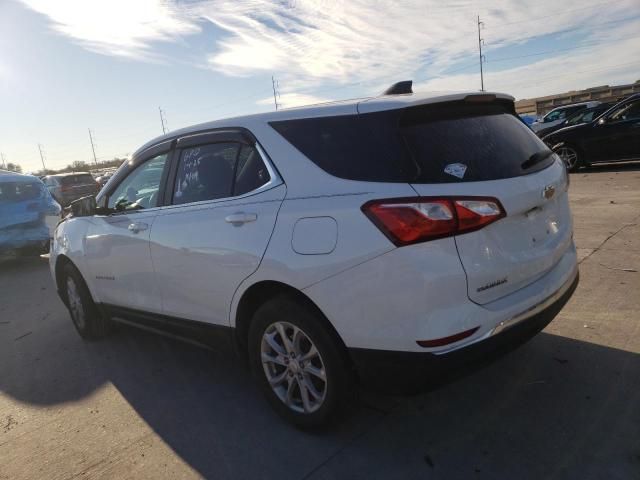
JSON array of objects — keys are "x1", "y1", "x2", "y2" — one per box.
[{"x1": 70, "y1": 195, "x2": 96, "y2": 217}]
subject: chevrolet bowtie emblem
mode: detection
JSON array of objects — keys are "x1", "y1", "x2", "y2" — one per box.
[{"x1": 542, "y1": 185, "x2": 556, "y2": 200}]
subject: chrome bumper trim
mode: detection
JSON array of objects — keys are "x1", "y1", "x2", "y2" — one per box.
[{"x1": 491, "y1": 266, "x2": 578, "y2": 336}]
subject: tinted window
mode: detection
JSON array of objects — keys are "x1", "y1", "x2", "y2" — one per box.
[
  {"x1": 108, "y1": 153, "x2": 168, "y2": 210},
  {"x1": 270, "y1": 101, "x2": 553, "y2": 183},
  {"x1": 544, "y1": 110, "x2": 563, "y2": 122},
  {"x1": 0, "y1": 181, "x2": 43, "y2": 202},
  {"x1": 234, "y1": 145, "x2": 271, "y2": 196},
  {"x1": 61, "y1": 174, "x2": 94, "y2": 185},
  {"x1": 608, "y1": 100, "x2": 640, "y2": 122},
  {"x1": 172, "y1": 143, "x2": 271, "y2": 204},
  {"x1": 173, "y1": 143, "x2": 237, "y2": 205}
]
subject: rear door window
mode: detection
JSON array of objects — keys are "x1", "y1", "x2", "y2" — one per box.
[
  {"x1": 270, "y1": 101, "x2": 553, "y2": 184},
  {"x1": 62, "y1": 174, "x2": 94, "y2": 185},
  {"x1": 172, "y1": 142, "x2": 271, "y2": 205}
]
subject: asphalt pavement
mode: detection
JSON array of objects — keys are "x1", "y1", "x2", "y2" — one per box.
[{"x1": 1, "y1": 163, "x2": 639, "y2": 480}]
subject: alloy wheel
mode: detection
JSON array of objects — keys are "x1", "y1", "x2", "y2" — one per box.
[
  {"x1": 66, "y1": 277, "x2": 86, "y2": 330},
  {"x1": 556, "y1": 146, "x2": 578, "y2": 170},
  {"x1": 260, "y1": 321, "x2": 327, "y2": 414}
]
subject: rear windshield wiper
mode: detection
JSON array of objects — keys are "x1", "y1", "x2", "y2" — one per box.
[{"x1": 522, "y1": 149, "x2": 553, "y2": 170}]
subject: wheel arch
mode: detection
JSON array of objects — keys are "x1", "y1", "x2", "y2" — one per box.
[{"x1": 233, "y1": 280, "x2": 350, "y2": 364}]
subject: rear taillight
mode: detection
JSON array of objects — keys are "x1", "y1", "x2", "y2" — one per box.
[
  {"x1": 362, "y1": 196, "x2": 505, "y2": 246},
  {"x1": 60, "y1": 185, "x2": 71, "y2": 193}
]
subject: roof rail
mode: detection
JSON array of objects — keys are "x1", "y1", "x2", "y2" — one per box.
[{"x1": 382, "y1": 80, "x2": 413, "y2": 95}]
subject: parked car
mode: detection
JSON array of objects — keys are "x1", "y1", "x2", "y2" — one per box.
[
  {"x1": 0, "y1": 170, "x2": 61, "y2": 256},
  {"x1": 42, "y1": 172, "x2": 100, "y2": 207},
  {"x1": 49, "y1": 86, "x2": 578, "y2": 427},
  {"x1": 543, "y1": 93, "x2": 640, "y2": 171},
  {"x1": 519, "y1": 114, "x2": 536, "y2": 126},
  {"x1": 530, "y1": 101, "x2": 600, "y2": 134},
  {"x1": 535, "y1": 103, "x2": 614, "y2": 138},
  {"x1": 95, "y1": 173, "x2": 112, "y2": 188}
]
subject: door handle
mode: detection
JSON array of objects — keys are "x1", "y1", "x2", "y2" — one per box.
[
  {"x1": 128, "y1": 222, "x2": 149, "y2": 233},
  {"x1": 225, "y1": 212, "x2": 257, "y2": 226}
]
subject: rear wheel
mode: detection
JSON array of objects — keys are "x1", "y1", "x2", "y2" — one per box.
[
  {"x1": 555, "y1": 145, "x2": 581, "y2": 172},
  {"x1": 248, "y1": 295, "x2": 352, "y2": 428},
  {"x1": 62, "y1": 264, "x2": 111, "y2": 340}
]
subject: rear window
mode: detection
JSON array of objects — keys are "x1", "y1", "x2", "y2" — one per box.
[
  {"x1": 0, "y1": 182, "x2": 43, "y2": 202},
  {"x1": 270, "y1": 101, "x2": 554, "y2": 183},
  {"x1": 61, "y1": 174, "x2": 94, "y2": 185}
]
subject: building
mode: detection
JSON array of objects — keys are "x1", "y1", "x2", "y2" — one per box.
[{"x1": 515, "y1": 80, "x2": 640, "y2": 116}]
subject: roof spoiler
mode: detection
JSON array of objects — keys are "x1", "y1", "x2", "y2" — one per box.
[{"x1": 382, "y1": 80, "x2": 413, "y2": 95}]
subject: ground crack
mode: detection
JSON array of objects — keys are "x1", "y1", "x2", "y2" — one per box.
[{"x1": 579, "y1": 220, "x2": 638, "y2": 265}]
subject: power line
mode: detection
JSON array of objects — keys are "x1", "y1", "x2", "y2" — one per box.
[
  {"x1": 159, "y1": 106, "x2": 168, "y2": 134},
  {"x1": 88, "y1": 128, "x2": 98, "y2": 165},
  {"x1": 496, "y1": 60, "x2": 640, "y2": 90},
  {"x1": 487, "y1": 34, "x2": 640, "y2": 64},
  {"x1": 490, "y1": 1, "x2": 615, "y2": 27},
  {"x1": 477, "y1": 15, "x2": 486, "y2": 91},
  {"x1": 490, "y1": 16, "x2": 639, "y2": 48},
  {"x1": 37, "y1": 144, "x2": 47, "y2": 172},
  {"x1": 272, "y1": 76, "x2": 281, "y2": 110}
]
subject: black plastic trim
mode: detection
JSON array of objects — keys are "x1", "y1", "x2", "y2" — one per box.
[
  {"x1": 348, "y1": 272, "x2": 579, "y2": 394},
  {"x1": 102, "y1": 304, "x2": 235, "y2": 354}
]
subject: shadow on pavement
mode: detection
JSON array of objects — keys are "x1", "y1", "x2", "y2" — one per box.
[{"x1": 1, "y1": 276, "x2": 638, "y2": 480}]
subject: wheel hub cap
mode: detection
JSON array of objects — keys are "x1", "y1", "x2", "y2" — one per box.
[
  {"x1": 260, "y1": 321, "x2": 327, "y2": 414},
  {"x1": 66, "y1": 277, "x2": 85, "y2": 329}
]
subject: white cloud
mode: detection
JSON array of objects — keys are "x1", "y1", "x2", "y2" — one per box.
[
  {"x1": 20, "y1": 0, "x2": 201, "y2": 60},
  {"x1": 195, "y1": 0, "x2": 639, "y2": 88},
  {"x1": 20, "y1": 0, "x2": 640, "y2": 98}
]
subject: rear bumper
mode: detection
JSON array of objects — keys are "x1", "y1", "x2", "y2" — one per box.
[{"x1": 349, "y1": 271, "x2": 579, "y2": 394}]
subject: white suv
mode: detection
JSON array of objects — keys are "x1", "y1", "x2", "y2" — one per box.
[{"x1": 50, "y1": 87, "x2": 579, "y2": 427}]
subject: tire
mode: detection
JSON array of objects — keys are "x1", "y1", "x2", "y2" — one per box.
[
  {"x1": 555, "y1": 145, "x2": 582, "y2": 172},
  {"x1": 62, "y1": 263, "x2": 111, "y2": 340},
  {"x1": 248, "y1": 295, "x2": 352, "y2": 429}
]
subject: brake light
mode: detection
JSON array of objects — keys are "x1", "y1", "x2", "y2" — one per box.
[
  {"x1": 362, "y1": 196, "x2": 505, "y2": 246},
  {"x1": 60, "y1": 185, "x2": 71, "y2": 193}
]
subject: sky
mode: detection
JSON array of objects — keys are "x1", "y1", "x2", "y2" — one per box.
[{"x1": 1, "y1": 0, "x2": 639, "y2": 173}]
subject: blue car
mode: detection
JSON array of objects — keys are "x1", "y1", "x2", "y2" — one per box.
[{"x1": 0, "y1": 170, "x2": 61, "y2": 255}]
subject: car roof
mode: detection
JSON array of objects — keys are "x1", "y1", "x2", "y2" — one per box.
[
  {"x1": 46, "y1": 172, "x2": 93, "y2": 177},
  {"x1": 0, "y1": 170, "x2": 41, "y2": 184},
  {"x1": 133, "y1": 90, "x2": 514, "y2": 158},
  {"x1": 547, "y1": 102, "x2": 599, "y2": 113}
]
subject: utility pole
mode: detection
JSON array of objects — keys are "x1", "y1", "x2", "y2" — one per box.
[
  {"x1": 88, "y1": 128, "x2": 98, "y2": 166},
  {"x1": 477, "y1": 15, "x2": 485, "y2": 91},
  {"x1": 159, "y1": 106, "x2": 168, "y2": 134},
  {"x1": 271, "y1": 76, "x2": 281, "y2": 111},
  {"x1": 37, "y1": 144, "x2": 47, "y2": 172},
  {"x1": 0, "y1": 152, "x2": 6, "y2": 169}
]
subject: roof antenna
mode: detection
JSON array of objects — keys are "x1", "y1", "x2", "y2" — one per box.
[{"x1": 382, "y1": 80, "x2": 413, "y2": 95}]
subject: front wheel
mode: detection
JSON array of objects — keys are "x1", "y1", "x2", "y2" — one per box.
[
  {"x1": 62, "y1": 264, "x2": 111, "y2": 340},
  {"x1": 555, "y1": 145, "x2": 581, "y2": 172},
  {"x1": 248, "y1": 295, "x2": 352, "y2": 428}
]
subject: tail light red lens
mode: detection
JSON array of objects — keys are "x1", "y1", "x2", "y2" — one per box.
[{"x1": 362, "y1": 196, "x2": 505, "y2": 246}]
